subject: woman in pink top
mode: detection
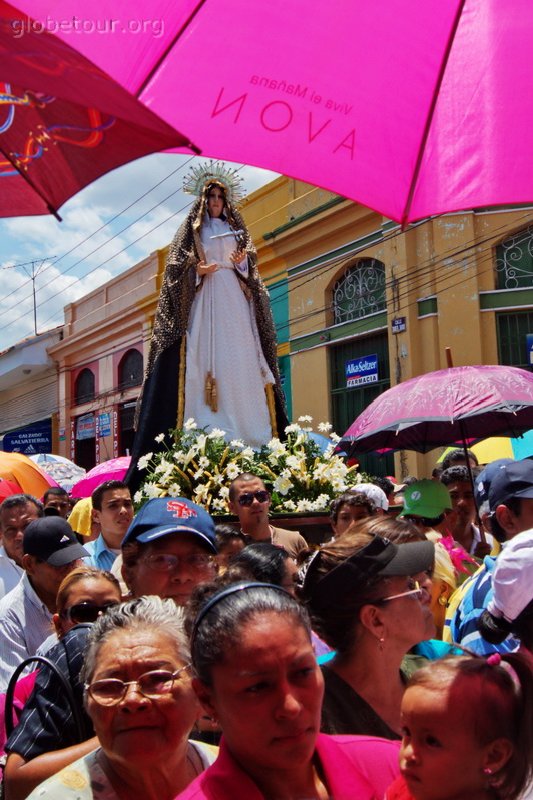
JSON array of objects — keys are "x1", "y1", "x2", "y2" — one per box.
[{"x1": 176, "y1": 580, "x2": 400, "y2": 800}]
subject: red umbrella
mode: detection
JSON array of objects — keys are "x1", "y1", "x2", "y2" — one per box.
[
  {"x1": 341, "y1": 365, "x2": 533, "y2": 456},
  {"x1": 0, "y1": 478, "x2": 22, "y2": 502},
  {"x1": 70, "y1": 456, "x2": 131, "y2": 498},
  {"x1": 0, "y1": 0, "x2": 195, "y2": 219}
]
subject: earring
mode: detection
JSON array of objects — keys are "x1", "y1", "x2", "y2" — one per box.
[
  {"x1": 378, "y1": 636, "x2": 385, "y2": 652},
  {"x1": 438, "y1": 595, "x2": 448, "y2": 607},
  {"x1": 484, "y1": 768, "x2": 493, "y2": 775}
]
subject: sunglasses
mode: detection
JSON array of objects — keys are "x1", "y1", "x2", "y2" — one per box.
[
  {"x1": 237, "y1": 490, "x2": 270, "y2": 507},
  {"x1": 61, "y1": 602, "x2": 118, "y2": 624},
  {"x1": 376, "y1": 580, "x2": 424, "y2": 603},
  {"x1": 402, "y1": 514, "x2": 443, "y2": 527}
]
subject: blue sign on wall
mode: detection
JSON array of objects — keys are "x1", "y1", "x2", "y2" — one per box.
[
  {"x1": 345, "y1": 354, "x2": 379, "y2": 388},
  {"x1": 2, "y1": 418, "x2": 52, "y2": 454},
  {"x1": 98, "y1": 413, "x2": 111, "y2": 438}
]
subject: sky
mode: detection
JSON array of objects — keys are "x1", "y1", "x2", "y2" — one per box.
[{"x1": 0, "y1": 155, "x2": 277, "y2": 351}]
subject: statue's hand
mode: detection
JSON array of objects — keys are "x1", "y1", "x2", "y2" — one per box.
[
  {"x1": 230, "y1": 249, "x2": 246, "y2": 264},
  {"x1": 197, "y1": 260, "x2": 218, "y2": 276}
]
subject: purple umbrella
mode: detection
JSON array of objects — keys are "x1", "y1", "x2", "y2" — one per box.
[{"x1": 341, "y1": 365, "x2": 533, "y2": 456}]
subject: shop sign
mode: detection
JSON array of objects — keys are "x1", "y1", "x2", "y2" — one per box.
[
  {"x1": 345, "y1": 355, "x2": 378, "y2": 388},
  {"x1": 76, "y1": 413, "x2": 95, "y2": 440},
  {"x1": 98, "y1": 412, "x2": 111, "y2": 437},
  {"x1": 2, "y1": 419, "x2": 52, "y2": 454}
]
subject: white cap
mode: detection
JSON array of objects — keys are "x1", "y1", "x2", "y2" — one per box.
[
  {"x1": 349, "y1": 483, "x2": 389, "y2": 511},
  {"x1": 488, "y1": 531, "x2": 533, "y2": 623}
]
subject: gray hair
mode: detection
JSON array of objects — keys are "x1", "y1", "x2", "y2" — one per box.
[
  {"x1": 81, "y1": 596, "x2": 189, "y2": 685},
  {"x1": 0, "y1": 494, "x2": 44, "y2": 522}
]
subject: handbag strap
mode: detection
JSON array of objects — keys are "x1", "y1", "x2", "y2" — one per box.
[{"x1": 4, "y1": 654, "x2": 85, "y2": 740}]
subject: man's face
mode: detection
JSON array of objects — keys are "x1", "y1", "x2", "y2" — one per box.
[
  {"x1": 44, "y1": 495, "x2": 70, "y2": 519},
  {"x1": 123, "y1": 533, "x2": 217, "y2": 605},
  {"x1": 446, "y1": 481, "x2": 476, "y2": 525},
  {"x1": 229, "y1": 479, "x2": 270, "y2": 530},
  {"x1": 24, "y1": 556, "x2": 83, "y2": 606},
  {"x1": 0, "y1": 502, "x2": 40, "y2": 566},
  {"x1": 92, "y1": 489, "x2": 134, "y2": 544},
  {"x1": 496, "y1": 497, "x2": 533, "y2": 539}
]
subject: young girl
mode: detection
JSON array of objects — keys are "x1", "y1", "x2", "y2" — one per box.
[{"x1": 386, "y1": 653, "x2": 533, "y2": 800}]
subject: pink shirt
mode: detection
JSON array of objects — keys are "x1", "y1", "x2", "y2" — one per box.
[{"x1": 176, "y1": 734, "x2": 400, "y2": 799}]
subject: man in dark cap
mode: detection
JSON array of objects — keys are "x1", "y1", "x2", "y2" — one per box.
[{"x1": 0, "y1": 517, "x2": 88, "y2": 689}]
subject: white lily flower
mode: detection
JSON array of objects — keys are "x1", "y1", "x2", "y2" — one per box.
[{"x1": 137, "y1": 453, "x2": 153, "y2": 470}]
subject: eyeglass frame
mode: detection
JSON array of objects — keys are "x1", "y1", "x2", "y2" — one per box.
[
  {"x1": 141, "y1": 553, "x2": 215, "y2": 573},
  {"x1": 236, "y1": 490, "x2": 270, "y2": 507},
  {"x1": 85, "y1": 665, "x2": 191, "y2": 706},
  {"x1": 374, "y1": 580, "x2": 425, "y2": 604},
  {"x1": 60, "y1": 601, "x2": 118, "y2": 624}
]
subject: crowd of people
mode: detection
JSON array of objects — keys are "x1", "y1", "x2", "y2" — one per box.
[{"x1": 0, "y1": 448, "x2": 532, "y2": 799}]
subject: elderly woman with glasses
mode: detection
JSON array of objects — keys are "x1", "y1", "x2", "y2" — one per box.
[
  {"x1": 299, "y1": 526, "x2": 436, "y2": 740},
  {"x1": 26, "y1": 596, "x2": 216, "y2": 800}
]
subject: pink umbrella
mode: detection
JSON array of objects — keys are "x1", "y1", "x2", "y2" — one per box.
[
  {"x1": 70, "y1": 456, "x2": 131, "y2": 498},
  {"x1": 341, "y1": 365, "x2": 533, "y2": 456},
  {"x1": 0, "y1": 0, "x2": 194, "y2": 219},
  {"x1": 12, "y1": 0, "x2": 533, "y2": 224}
]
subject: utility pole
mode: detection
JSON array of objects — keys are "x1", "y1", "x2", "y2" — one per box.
[{"x1": 20, "y1": 258, "x2": 50, "y2": 336}]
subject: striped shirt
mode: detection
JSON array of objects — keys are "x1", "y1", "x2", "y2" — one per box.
[
  {"x1": 0, "y1": 573, "x2": 53, "y2": 690},
  {"x1": 6, "y1": 624, "x2": 94, "y2": 759},
  {"x1": 445, "y1": 554, "x2": 519, "y2": 655},
  {"x1": 0, "y1": 546, "x2": 23, "y2": 600}
]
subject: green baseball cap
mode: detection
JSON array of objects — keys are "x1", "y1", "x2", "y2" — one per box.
[{"x1": 399, "y1": 479, "x2": 452, "y2": 519}]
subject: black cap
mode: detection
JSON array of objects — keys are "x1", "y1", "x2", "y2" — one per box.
[
  {"x1": 23, "y1": 518, "x2": 89, "y2": 567},
  {"x1": 306, "y1": 535, "x2": 434, "y2": 611}
]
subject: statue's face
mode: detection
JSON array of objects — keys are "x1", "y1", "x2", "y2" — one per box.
[{"x1": 207, "y1": 186, "x2": 225, "y2": 218}]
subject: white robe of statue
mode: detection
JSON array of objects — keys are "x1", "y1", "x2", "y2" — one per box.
[{"x1": 183, "y1": 214, "x2": 275, "y2": 447}]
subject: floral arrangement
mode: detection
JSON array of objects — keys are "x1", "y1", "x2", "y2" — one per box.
[{"x1": 134, "y1": 416, "x2": 364, "y2": 514}]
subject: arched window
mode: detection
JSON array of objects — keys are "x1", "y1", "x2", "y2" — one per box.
[
  {"x1": 118, "y1": 349, "x2": 143, "y2": 389},
  {"x1": 74, "y1": 368, "x2": 95, "y2": 405},
  {"x1": 332, "y1": 258, "x2": 386, "y2": 324},
  {"x1": 495, "y1": 227, "x2": 533, "y2": 289}
]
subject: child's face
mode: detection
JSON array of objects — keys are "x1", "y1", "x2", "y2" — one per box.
[{"x1": 399, "y1": 684, "x2": 493, "y2": 800}]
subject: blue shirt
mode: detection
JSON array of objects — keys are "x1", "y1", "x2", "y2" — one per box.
[
  {"x1": 83, "y1": 534, "x2": 118, "y2": 571},
  {"x1": 447, "y1": 554, "x2": 519, "y2": 655}
]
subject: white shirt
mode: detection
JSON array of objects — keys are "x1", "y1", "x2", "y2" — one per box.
[
  {"x1": 470, "y1": 523, "x2": 494, "y2": 555},
  {"x1": 0, "y1": 573, "x2": 53, "y2": 690},
  {"x1": 0, "y1": 545, "x2": 23, "y2": 599}
]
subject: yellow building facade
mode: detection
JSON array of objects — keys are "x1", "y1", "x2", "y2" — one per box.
[{"x1": 50, "y1": 175, "x2": 533, "y2": 478}]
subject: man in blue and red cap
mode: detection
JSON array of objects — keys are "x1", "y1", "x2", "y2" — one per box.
[{"x1": 120, "y1": 497, "x2": 218, "y2": 606}]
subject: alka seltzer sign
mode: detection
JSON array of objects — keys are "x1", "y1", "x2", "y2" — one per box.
[{"x1": 345, "y1": 355, "x2": 379, "y2": 388}]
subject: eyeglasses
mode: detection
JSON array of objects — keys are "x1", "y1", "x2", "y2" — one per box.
[
  {"x1": 142, "y1": 553, "x2": 215, "y2": 572},
  {"x1": 237, "y1": 490, "x2": 270, "y2": 507},
  {"x1": 376, "y1": 580, "x2": 424, "y2": 603},
  {"x1": 61, "y1": 602, "x2": 118, "y2": 624},
  {"x1": 85, "y1": 666, "x2": 190, "y2": 706}
]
